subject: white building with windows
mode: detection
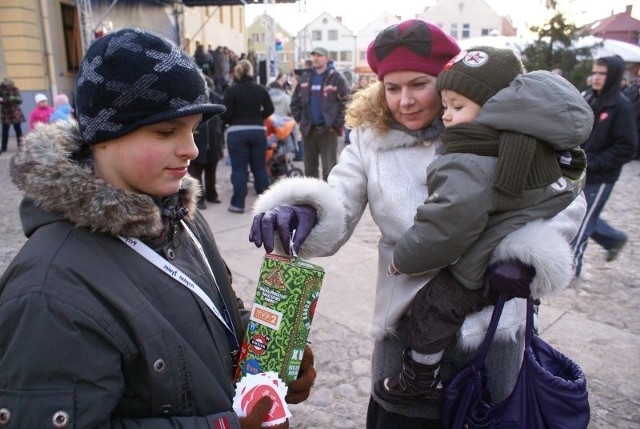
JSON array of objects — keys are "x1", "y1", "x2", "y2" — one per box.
[
  {"x1": 417, "y1": 0, "x2": 516, "y2": 39},
  {"x1": 295, "y1": 12, "x2": 356, "y2": 83}
]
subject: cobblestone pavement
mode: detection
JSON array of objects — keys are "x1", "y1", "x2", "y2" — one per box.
[{"x1": 1, "y1": 140, "x2": 639, "y2": 428}]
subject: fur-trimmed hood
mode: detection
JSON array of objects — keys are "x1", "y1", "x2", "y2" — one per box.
[{"x1": 10, "y1": 120, "x2": 199, "y2": 238}]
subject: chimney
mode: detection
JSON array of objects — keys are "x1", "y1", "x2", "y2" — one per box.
[
  {"x1": 336, "y1": 16, "x2": 342, "y2": 23},
  {"x1": 626, "y1": 5, "x2": 632, "y2": 15}
]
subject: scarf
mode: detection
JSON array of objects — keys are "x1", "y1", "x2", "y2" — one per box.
[
  {"x1": 390, "y1": 116, "x2": 445, "y2": 143},
  {"x1": 441, "y1": 122, "x2": 566, "y2": 197}
]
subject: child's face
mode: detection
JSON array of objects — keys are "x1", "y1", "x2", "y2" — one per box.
[
  {"x1": 92, "y1": 114, "x2": 201, "y2": 197},
  {"x1": 440, "y1": 89, "x2": 482, "y2": 128}
]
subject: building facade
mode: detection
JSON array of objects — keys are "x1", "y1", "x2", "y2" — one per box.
[
  {"x1": 417, "y1": 0, "x2": 516, "y2": 39},
  {"x1": 0, "y1": 0, "x2": 247, "y2": 125},
  {"x1": 246, "y1": 13, "x2": 295, "y2": 81},
  {"x1": 295, "y1": 12, "x2": 355, "y2": 84}
]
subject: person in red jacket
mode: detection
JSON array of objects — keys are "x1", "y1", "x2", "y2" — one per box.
[{"x1": 28, "y1": 93, "x2": 53, "y2": 131}]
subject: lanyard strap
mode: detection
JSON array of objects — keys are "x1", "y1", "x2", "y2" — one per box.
[{"x1": 118, "y1": 224, "x2": 238, "y2": 350}]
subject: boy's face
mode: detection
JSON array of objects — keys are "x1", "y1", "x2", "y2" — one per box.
[
  {"x1": 92, "y1": 114, "x2": 201, "y2": 197},
  {"x1": 590, "y1": 63, "x2": 607, "y2": 93},
  {"x1": 440, "y1": 89, "x2": 482, "y2": 128}
]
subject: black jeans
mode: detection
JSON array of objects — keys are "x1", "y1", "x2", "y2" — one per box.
[
  {"x1": 1, "y1": 123, "x2": 22, "y2": 151},
  {"x1": 188, "y1": 160, "x2": 220, "y2": 201}
]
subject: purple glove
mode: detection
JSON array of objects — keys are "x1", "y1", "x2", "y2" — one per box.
[
  {"x1": 249, "y1": 205, "x2": 317, "y2": 256},
  {"x1": 483, "y1": 260, "x2": 536, "y2": 299}
]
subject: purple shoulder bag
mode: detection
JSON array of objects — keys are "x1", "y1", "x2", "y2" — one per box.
[{"x1": 442, "y1": 295, "x2": 590, "y2": 429}]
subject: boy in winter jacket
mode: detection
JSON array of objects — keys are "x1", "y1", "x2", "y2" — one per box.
[
  {"x1": 0, "y1": 28, "x2": 314, "y2": 428},
  {"x1": 375, "y1": 46, "x2": 591, "y2": 403}
]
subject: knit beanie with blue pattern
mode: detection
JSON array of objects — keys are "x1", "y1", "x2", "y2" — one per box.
[{"x1": 75, "y1": 28, "x2": 225, "y2": 145}]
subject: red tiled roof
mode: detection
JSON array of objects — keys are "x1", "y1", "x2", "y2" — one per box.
[{"x1": 586, "y1": 13, "x2": 640, "y2": 34}]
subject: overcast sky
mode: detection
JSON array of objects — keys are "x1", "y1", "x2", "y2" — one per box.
[{"x1": 244, "y1": 0, "x2": 639, "y2": 35}]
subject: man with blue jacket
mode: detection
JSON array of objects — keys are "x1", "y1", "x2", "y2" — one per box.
[{"x1": 291, "y1": 47, "x2": 349, "y2": 180}]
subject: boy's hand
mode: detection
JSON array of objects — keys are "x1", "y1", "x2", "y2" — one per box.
[
  {"x1": 285, "y1": 345, "x2": 316, "y2": 404},
  {"x1": 238, "y1": 396, "x2": 289, "y2": 429}
]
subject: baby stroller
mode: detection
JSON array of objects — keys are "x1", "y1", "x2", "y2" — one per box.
[{"x1": 265, "y1": 115, "x2": 303, "y2": 182}]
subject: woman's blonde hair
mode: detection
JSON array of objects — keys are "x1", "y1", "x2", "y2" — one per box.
[
  {"x1": 345, "y1": 81, "x2": 394, "y2": 134},
  {"x1": 234, "y1": 59, "x2": 253, "y2": 81}
]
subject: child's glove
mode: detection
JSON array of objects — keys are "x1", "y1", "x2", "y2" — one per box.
[
  {"x1": 250, "y1": 205, "x2": 317, "y2": 256},
  {"x1": 285, "y1": 344, "x2": 316, "y2": 404},
  {"x1": 483, "y1": 260, "x2": 536, "y2": 299},
  {"x1": 238, "y1": 396, "x2": 289, "y2": 429}
]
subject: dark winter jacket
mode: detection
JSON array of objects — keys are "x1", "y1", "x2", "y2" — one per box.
[
  {"x1": 291, "y1": 63, "x2": 350, "y2": 136},
  {"x1": 581, "y1": 55, "x2": 638, "y2": 184},
  {"x1": 221, "y1": 75, "x2": 274, "y2": 127},
  {"x1": 194, "y1": 90, "x2": 224, "y2": 164},
  {"x1": 0, "y1": 121, "x2": 245, "y2": 428}
]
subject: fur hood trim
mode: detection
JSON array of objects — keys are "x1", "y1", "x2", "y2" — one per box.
[
  {"x1": 10, "y1": 120, "x2": 199, "y2": 238},
  {"x1": 252, "y1": 177, "x2": 347, "y2": 258}
]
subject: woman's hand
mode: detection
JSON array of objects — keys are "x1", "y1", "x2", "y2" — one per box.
[
  {"x1": 483, "y1": 260, "x2": 536, "y2": 299},
  {"x1": 250, "y1": 205, "x2": 317, "y2": 256}
]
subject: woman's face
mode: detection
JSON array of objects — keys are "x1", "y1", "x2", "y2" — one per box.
[
  {"x1": 383, "y1": 71, "x2": 442, "y2": 130},
  {"x1": 92, "y1": 114, "x2": 201, "y2": 197}
]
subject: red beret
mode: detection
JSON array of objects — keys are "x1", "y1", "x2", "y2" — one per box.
[{"x1": 367, "y1": 19, "x2": 460, "y2": 79}]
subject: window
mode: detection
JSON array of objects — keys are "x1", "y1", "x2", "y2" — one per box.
[
  {"x1": 312, "y1": 30, "x2": 322, "y2": 41},
  {"x1": 450, "y1": 23, "x2": 458, "y2": 39},
  {"x1": 481, "y1": 28, "x2": 492, "y2": 36},
  {"x1": 462, "y1": 23, "x2": 470, "y2": 39},
  {"x1": 328, "y1": 30, "x2": 338, "y2": 41},
  {"x1": 360, "y1": 51, "x2": 366, "y2": 61},
  {"x1": 60, "y1": 3, "x2": 81, "y2": 72},
  {"x1": 340, "y1": 50, "x2": 352, "y2": 62}
]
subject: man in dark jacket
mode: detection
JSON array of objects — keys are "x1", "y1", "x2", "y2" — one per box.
[
  {"x1": 572, "y1": 55, "x2": 638, "y2": 276},
  {"x1": 291, "y1": 47, "x2": 350, "y2": 180}
]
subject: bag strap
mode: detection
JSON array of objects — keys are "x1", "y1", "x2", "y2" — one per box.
[
  {"x1": 524, "y1": 296, "x2": 535, "y2": 349},
  {"x1": 472, "y1": 294, "x2": 536, "y2": 366},
  {"x1": 471, "y1": 293, "x2": 508, "y2": 365}
]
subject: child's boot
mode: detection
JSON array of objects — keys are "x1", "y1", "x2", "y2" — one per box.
[{"x1": 373, "y1": 348, "x2": 442, "y2": 404}]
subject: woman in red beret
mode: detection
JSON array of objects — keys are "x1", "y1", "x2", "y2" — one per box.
[{"x1": 249, "y1": 19, "x2": 586, "y2": 428}]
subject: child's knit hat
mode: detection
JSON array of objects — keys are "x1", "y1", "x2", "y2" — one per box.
[
  {"x1": 436, "y1": 46, "x2": 524, "y2": 106},
  {"x1": 75, "y1": 28, "x2": 225, "y2": 145}
]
